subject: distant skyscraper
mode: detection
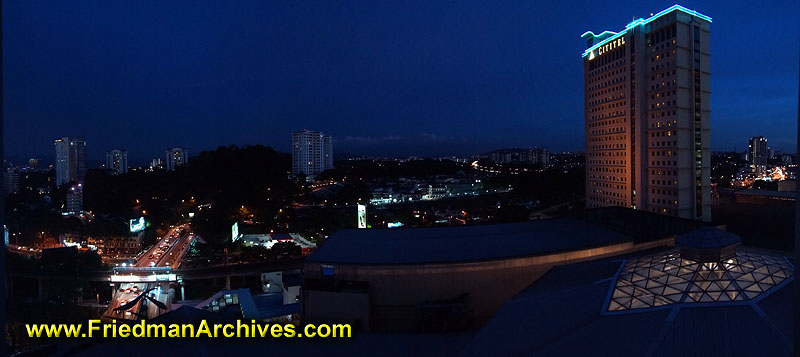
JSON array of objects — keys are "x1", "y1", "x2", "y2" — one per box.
[
  {"x1": 65, "y1": 183, "x2": 84, "y2": 215},
  {"x1": 149, "y1": 158, "x2": 165, "y2": 171},
  {"x1": 165, "y1": 147, "x2": 188, "y2": 171},
  {"x1": 748, "y1": 136, "x2": 768, "y2": 175},
  {"x1": 4, "y1": 168, "x2": 20, "y2": 195},
  {"x1": 582, "y1": 5, "x2": 711, "y2": 221},
  {"x1": 489, "y1": 152, "x2": 513, "y2": 164},
  {"x1": 55, "y1": 138, "x2": 69, "y2": 185},
  {"x1": 54, "y1": 137, "x2": 87, "y2": 186},
  {"x1": 292, "y1": 130, "x2": 333, "y2": 180},
  {"x1": 105, "y1": 149, "x2": 129, "y2": 175},
  {"x1": 28, "y1": 158, "x2": 39, "y2": 171},
  {"x1": 535, "y1": 148, "x2": 549, "y2": 169}
]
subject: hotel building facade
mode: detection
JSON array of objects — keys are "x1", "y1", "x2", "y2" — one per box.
[{"x1": 582, "y1": 5, "x2": 711, "y2": 221}]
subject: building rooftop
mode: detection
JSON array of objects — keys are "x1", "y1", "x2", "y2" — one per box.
[
  {"x1": 307, "y1": 207, "x2": 708, "y2": 265},
  {"x1": 582, "y1": 4, "x2": 712, "y2": 58},
  {"x1": 608, "y1": 247, "x2": 792, "y2": 312},
  {"x1": 252, "y1": 293, "x2": 300, "y2": 319},
  {"x1": 676, "y1": 226, "x2": 741, "y2": 249},
  {"x1": 464, "y1": 247, "x2": 795, "y2": 356},
  {"x1": 735, "y1": 189, "x2": 796, "y2": 199}
]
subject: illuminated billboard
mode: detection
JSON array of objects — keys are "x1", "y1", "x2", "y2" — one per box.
[
  {"x1": 357, "y1": 204, "x2": 367, "y2": 229},
  {"x1": 387, "y1": 222, "x2": 404, "y2": 228},
  {"x1": 129, "y1": 217, "x2": 145, "y2": 233},
  {"x1": 232, "y1": 222, "x2": 240, "y2": 242}
]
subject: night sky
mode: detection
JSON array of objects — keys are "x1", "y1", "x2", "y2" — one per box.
[{"x1": 3, "y1": 1, "x2": 799, "y2": 164}]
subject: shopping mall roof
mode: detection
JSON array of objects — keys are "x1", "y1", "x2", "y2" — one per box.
[
  {"x1": 307, "y1": 207, "x2": 708, "y2": 265},
  {"x1": 463, "y1": 244, "x2": 795, "y2": 356}
]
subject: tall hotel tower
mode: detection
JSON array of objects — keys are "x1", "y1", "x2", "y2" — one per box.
[{"x1": 582, "y1": 5, "x2": 711, "y2": 221}]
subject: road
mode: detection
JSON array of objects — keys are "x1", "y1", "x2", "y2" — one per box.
[
  {"x1": 157, "y1": 228, "x2": 196, "y2": 269},
  {"x1": 105, "y1": 224, "x2": 195, "y2": 319},
  {"x1": 134, "y1": 224, "x2": 194, "y2": 269},
  {"x1": 106, "y1": 282, "x2": 149, "y2": 320},
  {"x1": 7, "y1": 244, "x2": 41, "y2": 257}
]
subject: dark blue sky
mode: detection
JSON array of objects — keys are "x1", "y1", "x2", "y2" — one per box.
[{"x1": 3, "y1": 1, "x2": 799, "y2": 164}]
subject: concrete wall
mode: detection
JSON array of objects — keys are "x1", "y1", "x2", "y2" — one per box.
[{"x1": 303, "y1": 289, "x2": 370, "y2": 331}]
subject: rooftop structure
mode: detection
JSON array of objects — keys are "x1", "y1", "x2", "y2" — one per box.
[
  {"x1": 304, "y1": 207, "x2": 710, "y2": 330},
  {"x1": 465, "y1": 233, "x2": 795, "y2": 356},
  {"x1": 308, "y1": 217, "x2": 679, "y2": 265},
  {"x1": 581, "y1": 5, "x2": 711, "y2": 58}
]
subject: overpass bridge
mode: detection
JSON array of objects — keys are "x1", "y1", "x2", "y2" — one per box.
[
  {"x1": 8, "y1": 258, "x2": 304, "y2": 281},
  {"x1": 7, "y1": 258, "x2": 305, "y2": 304}
]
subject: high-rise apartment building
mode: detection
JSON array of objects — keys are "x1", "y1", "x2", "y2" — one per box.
[
  {"x1": 748, "y1": 136, "x2": 768, "y2": 175},
  {"x1": 535, "y1": 148, "x2": 549, "y2": 169},
  {"x1": 4, "y1": 168, "x2": 20, "y2": 195},
  {"x1": 165, "y1": 147, "x2": 188, "y2": 171},
  {"x1": 149, "y1": 158, "x2": 165, "y2": 172},
  {"x1": 54, "y1": 137, "x2": 88, "y2": 186},
  {"x1": 582, "y1": 5, "x2": 711, "y2": 221},
  {"x1": 65, "y1": 183, "x2": 84, "y2": 215},
  {"x1": 292, "y1": 130, "x2": 333, "y2": 180},
  {"x1": 105, "y1": 149, "x2": 129, "y2": 176}
]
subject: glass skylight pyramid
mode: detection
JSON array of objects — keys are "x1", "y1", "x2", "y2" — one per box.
[{"x1": 606, "y1": 227, "x2": 793, "y2": 312}]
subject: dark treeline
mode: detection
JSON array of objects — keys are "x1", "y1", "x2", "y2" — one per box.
[
  {"x1": 85, "y1": 145, "x2": 293, "y2": 245},
  {"x1": 0, "y1": 145, "x2": 294, "y2": 247},
  {"x1": 318, "y1": 158, "x2": 469, "y2": 181}
]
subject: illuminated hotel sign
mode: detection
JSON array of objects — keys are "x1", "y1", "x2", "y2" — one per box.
[
  {"x1": 583, "y1": 5, "x2": 710, "y2": 59},
  {"x1": 592, "y1": 36, "x2": 626, "y2": 59},
  {"x1": 129, "y1": 217, "x2": 145, "y2": 233}
]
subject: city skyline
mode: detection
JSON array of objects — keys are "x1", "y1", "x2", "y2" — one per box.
[
  {"x1": 3, "y1": 133, "x2": 795, "y2": 169},
  {"x1": 3, "y1": 1, "x2": 798, "y2": 161},
  {"x1": 2, "y1": 2, "x2": 798, "y2": 353}
]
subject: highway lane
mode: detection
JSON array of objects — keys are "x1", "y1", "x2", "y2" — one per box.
[
  {"x1": 134, "y1": 224, "x2": 188, "y2": 268},
  {"x1": 158, "y1": 230, "x2": 195, "y2": 268},
  {"x1": 107, "y1": 224, "x2": 187, "y2": 319},
  {"x1": 106, "y1": 282, "x2": 149, "y2": 320}
]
